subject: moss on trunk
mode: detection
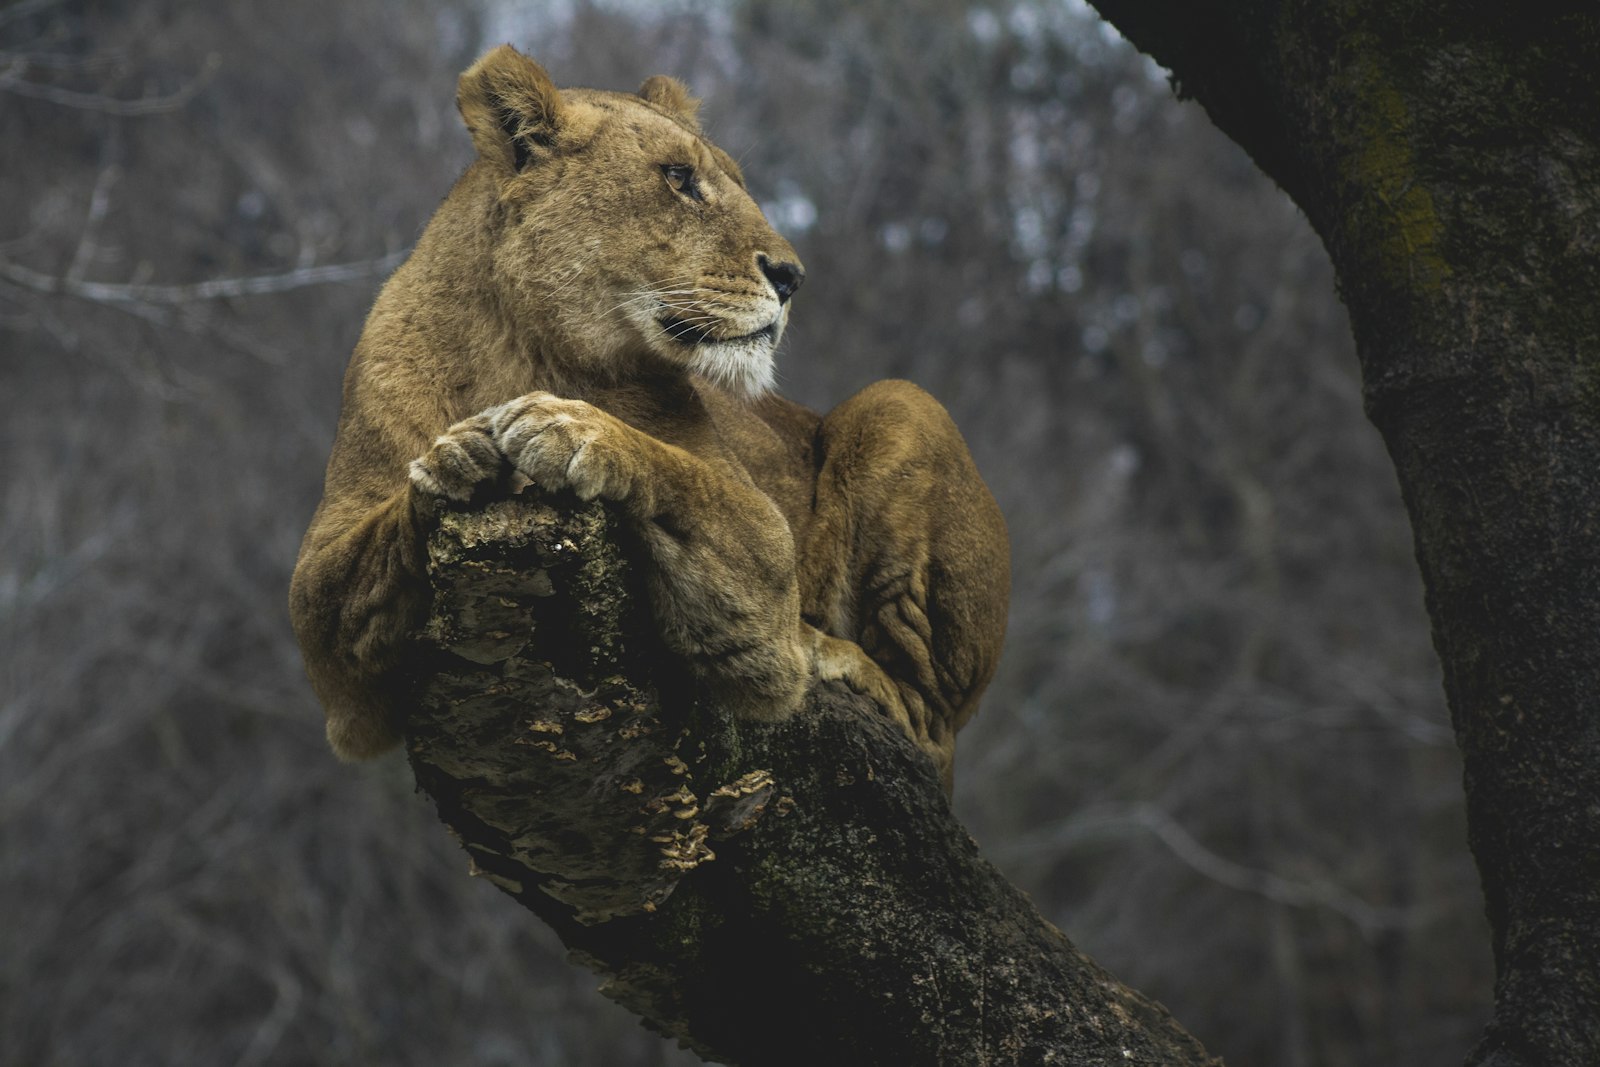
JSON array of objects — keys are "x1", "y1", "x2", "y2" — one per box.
[{"x1": 1087, "y1": 4, "x2": 1600, "y2": 1063}]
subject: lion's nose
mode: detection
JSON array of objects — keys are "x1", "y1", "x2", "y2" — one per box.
[{"x1": 758, "y1": 255, "x2": 805, "y2": 304}]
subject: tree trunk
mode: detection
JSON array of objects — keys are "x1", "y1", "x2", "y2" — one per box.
[
  {"x1": 407, "y1": 495, "x2": 1219, "y2": 1066},
  {"x1": 1083, "y1": 4, "x2": 1600, "y2": 1063}
]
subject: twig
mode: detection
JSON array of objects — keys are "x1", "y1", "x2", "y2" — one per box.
[
  {"x1": 1003, "y1": 803, "x2": 1420, "y2": 936},
  {"x1": 1127, "y1": 804, "x2": 1415, "y2": 936},
  {"x1": 66, "y1": 123, "x2": 121, "y2": 282}
]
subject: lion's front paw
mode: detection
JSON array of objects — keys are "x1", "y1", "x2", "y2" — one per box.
[
  {"x1": 490, "y1": 392, "x2": 636, "y2": 502},
  {"x1": 408, "y1": 412, "x2": 503, "y2": 502}
]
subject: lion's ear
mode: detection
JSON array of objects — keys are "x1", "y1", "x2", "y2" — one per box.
[
  {"x1": 457, "y1": 45, "x2": 566, "y2": 172},
  {"x1": 638, "y1": 75, "x2": 701, "y2": 130}
]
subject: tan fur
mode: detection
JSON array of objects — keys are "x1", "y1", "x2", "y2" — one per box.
[{"x1": 289, "y1": 46, "x2": 1009, "y2": 788}]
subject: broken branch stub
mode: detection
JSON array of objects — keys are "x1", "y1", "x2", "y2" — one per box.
[{"x1": 406, "y1": 494, "x2": 776, "y2": 924}]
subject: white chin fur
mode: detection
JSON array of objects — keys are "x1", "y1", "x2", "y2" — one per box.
[{"x1": 688, "y1": 338, "x2": 776, "y2": 399}]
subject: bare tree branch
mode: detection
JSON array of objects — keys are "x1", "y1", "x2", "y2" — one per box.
[
  {"x1": 0, "y1": 52, "x2": 219, "y2": 115},
  {"x1": 0, "y1": 249, "x2": 409, "y2": 304}
]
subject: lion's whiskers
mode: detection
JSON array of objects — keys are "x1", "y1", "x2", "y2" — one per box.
[
  {"x1": 602, "y1": 278, "x2": 774, "y2": 348},
  {"x1": 603, "y1": 284, "x2": 703, "y2": 319}
]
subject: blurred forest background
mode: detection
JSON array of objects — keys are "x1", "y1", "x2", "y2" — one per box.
[{"x1": 0, "y1": 0, "x2": 1494, "y2": 1064}]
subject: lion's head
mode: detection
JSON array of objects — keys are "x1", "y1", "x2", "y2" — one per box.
[{"x1": 454, "y1": 45, "x2": 803, "y2": 398}]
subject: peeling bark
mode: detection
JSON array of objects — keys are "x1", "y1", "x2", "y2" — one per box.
[
  {"x1": 1085, "y1": 4, "x2": 1600, "y2": 1063},
  {"x1": 406, "y1": 494, "x2": 1219, "y2": 1066}
]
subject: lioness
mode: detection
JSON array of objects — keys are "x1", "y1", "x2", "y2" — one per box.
[{"x1": 289, "y1": 45, "x2": 1009, "y2": 789}]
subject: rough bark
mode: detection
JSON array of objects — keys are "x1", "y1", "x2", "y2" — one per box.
[
  {"x1": 1084, "y1": 4, "x2": 1600, "y2": 1064},
  {"x1": 406, "y1": 494, "x2": 1219, "y2": 1066}
]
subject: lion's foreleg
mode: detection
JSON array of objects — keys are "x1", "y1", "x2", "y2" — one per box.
[
  {"x1": 491, "y1": 392, "x2": 812, "y2": 720},
  {"x1": 632, "y1": 487, "x2": 813, "y2": 719}
]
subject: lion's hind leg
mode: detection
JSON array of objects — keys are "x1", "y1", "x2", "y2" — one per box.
[{"x1": 801, "y1": 380, "x2": 1010, "y2": 790}]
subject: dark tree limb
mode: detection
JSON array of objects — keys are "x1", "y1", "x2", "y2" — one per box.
[
  {"x1": 406, "y1": 494, "x2": 1219, "y2": 1066},
  {"x1": 1084, "y1": 3, "x2": 1600, "y2": 1063}
]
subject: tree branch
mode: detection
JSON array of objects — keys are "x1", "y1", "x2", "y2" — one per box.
[
  {"x1": 0, "y1": 52, "x2": 219, "y2": 115},
  {"x1": 405, "y1": 493, "x2": 1220, "y2": 1065},
  {"x1": 0, "y1": 250, "x2": 409, "y2": 304}
]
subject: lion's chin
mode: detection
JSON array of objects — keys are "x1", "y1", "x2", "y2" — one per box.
[{"x1": 687, "y1": 337, "x2": 777, "y2": 400}]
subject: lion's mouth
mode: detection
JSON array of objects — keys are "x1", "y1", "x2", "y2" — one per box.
[{"x1": 658, "y1": 315, "x2": 777, "y2": 347}]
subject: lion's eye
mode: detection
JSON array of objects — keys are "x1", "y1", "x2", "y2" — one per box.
[{"x1": 661, "y1": 164, "x2": 702, "y2": 201}]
